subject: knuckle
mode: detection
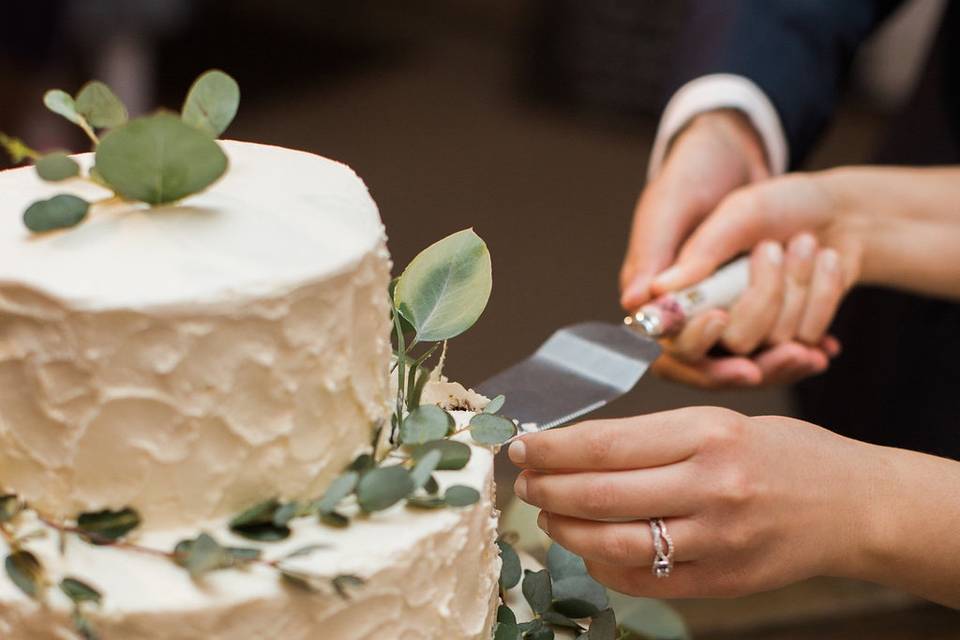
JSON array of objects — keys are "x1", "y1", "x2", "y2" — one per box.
[
  {"x1": 716, "y1": 467, "x2": 756, "y2": 508},
  {"x1": 700, "y1": 409, "x2": 748, "y2": 450},
  {"x1": 598, "y1": 527, "x2": 637, "y2": 565},
  {"x1": 721, "y1": 329, "x2": 757, "y2": 355}
]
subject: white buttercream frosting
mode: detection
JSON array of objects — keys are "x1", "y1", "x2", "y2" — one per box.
[
  {"x1": 0, "y1": 141, "x2": 392, "y2": 529},
  {"x1": 0, "y1": 415, "x2": 500, "y2": 640}
]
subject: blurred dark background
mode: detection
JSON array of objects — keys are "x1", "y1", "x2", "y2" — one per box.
[{"x1": 2, "y1": 1, "x2": 957, "y2": 637}]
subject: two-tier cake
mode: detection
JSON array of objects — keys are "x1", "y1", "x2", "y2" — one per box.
[{"x1": 0, "y1": 141, "x2": 500, "y2": 638}]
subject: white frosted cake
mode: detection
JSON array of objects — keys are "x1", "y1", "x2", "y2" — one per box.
[{"x1": 0, "y1": 142, "x2": 500, "y2": 638}]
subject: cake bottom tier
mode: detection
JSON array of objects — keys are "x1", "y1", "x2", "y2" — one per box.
[{"x1": 0, "y1": 438, "x2": 500, "y2": 640}]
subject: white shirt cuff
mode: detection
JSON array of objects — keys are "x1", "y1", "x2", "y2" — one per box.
[{"x1": 648, "y1": 73, "x2": 789, "y2": 179}]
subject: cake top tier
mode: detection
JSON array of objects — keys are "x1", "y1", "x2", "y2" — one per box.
[{"x1": 0, "y1": 141, "x2": 384, "y2": 311}]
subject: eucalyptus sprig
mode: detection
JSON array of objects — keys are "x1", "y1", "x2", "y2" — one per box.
[{"x1": 2, "y1": 69, "x2": 240, "y2": 233}]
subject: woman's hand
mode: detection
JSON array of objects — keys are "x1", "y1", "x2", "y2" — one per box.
[{"x1": 508, "y1": 408, "x2": 884, "y2": 599}]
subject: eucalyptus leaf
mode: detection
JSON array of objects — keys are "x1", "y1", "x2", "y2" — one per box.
[
  {"x1": 541, "y1": 611, "x2": 582, "y2": 630},
  {"x1": 0, "y1": 495, "x2": 21, "y2": 523},
  {"x1": 320, "y1": 511, "x2": 350, "y2": 528},
  {"x1": 181, "y1": 70, "x2": 240, "y2": 138},
  {"x1": 229, "y1": 498, "x2": 281, "y2": 528},
  {"x1": 400, "y1": 405, "x2": 454, "y2": 445},
  {"x1": 497, "y1": 539, "x2": 521, "y2": 590},
  {"x1": 608, "y1": 593, "x2": 690, "y2": 640},
  {"x1": 75, "y1": 81, "x2": 128, "y2": 129},
  {"x1": 405, "y1": 495, "x2": 446, "y2": 510},
  {"x1": 76, "y1": 507, "x2": 141, "y2": 541},
  {"x1": 35, "y1": 152, "x2": 79, "y2": 181},
  {"x1": 347, "y1": 453, "x2": 375, "y2": 474},
  {"x1": 4, "y1": 551, "x2": 44, "y2": 598},
  {"x1": 356, "y1": 466, "x2": 414, "y2": 512},
  {"x1": 281, "y1": 570, "x2": 314, "y2": 592},
  {"x1": 469, "y1": 413, "x2": 516, "y2": 445},
  {"x1": 443, "y1": 485, "x2": 480, "y2": 507},
  {"x1": 231, "y1": 523, "x2": 290, "y2": 542},
  {"x1": 484, "y1": 394, "x2": 506, "y2": 414},
  {"x1": 60, "y1": 577, "x2": 102, "y2": 606},
  {"x1": 424, "y1": 475, "x2": 440, "y2": 495},
  {"x1": 547, "y1": 544, "x2": 588, "y2": 581},
  {"x1": 412, "y1": 439, "x2": 471, "y2": 470},
  {"x1": 584, "y1": 609, "x2": 617, "y2": 640},
  {"x1": 283, "y1": 544, "x2": 329, "y2": 560},
  {"x1": 527, "y1": 628, "x2": 555, "y2": 640},
  {"x1": 493, "y1": 622, "x2": 521, "y2": 640},
  {"x1": 316, "y1": 471, "x2": 359, "y2": 514},
  {"x1": 497, "y1": 605, "x2": 517, "y2": 625},
  {"x1": 95, "y1": 112, "x2": 228, "y2": 205},
  {"x1": 72, "y1": 610, "x2": 100, "y2": 640},
  {"x1": 23, "y1": 194, "x2": 90, "y2": 233},
  {"x1": 272, "y1": 501, "x2": 304, "y2": 527},
  {"x1": 178, "y1": 533, "x2": 234, "y2": 577},
  {"x1": 394, "y1": 229, "x2": 492, "y2": 342},
  {"x1": 43, "y1": 89, "x2": 83, "y2": 125},
  {"x1": 521, "y1": 569, "x2": 552, "y2": 615},
  {"x1": 551, "y1": 576, "x2": 608, "y2": 618},
  {"x1": 410, "y1": 449, "x2": 442, "y2": 490}
]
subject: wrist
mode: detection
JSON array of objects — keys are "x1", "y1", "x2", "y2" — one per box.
[{"x1": 678, "y1": 110, "x2": 770, "y2": 181}]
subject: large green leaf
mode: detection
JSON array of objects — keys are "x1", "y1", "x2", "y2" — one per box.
[
  {"x1": 608, "y1": 593, "x2": 690, "y2": 640},
  {"x1": 411, "y1": 439, "x2": 471, "y2": 470},
  {"x1": 521, "y1": 569, "x2": 552, "y2": 615},
  {"x1": 469, "y1": 413, "x2": 516, "y2": 445},
  {"x1": 95, "y1": 112, "x2": 228, "y2": 205},
  {"x1": 43, "y1": 90, "x2": 83, "y2": 125},
  {"x1": 181, "y1": 70, "x2": 240, "y2": 138},
  {"x1": 394, "y1": 229, "x2": 492, "y2": 342},
  {"x1": 35, "y1": 153, "x2": 80, "y2": 182},
  {"x1": 75, "y1": 81, "x2": 128, "y2": 129},
  {"x1": 356, "y1": 466, "x2": 414, "y2": 512},
  {"x1": 400, "y1": 405, "x2": 454, "y2": 445},
  {"x1": 23, "y1": 195, "x2": 90, "y2": 232},
  {"x1": 497, "y1": 539, "x2": 522, "y2": 589},
  {"x1": 76, "y1": 508, "x2": 141, "y2": 541},
  {"x1": 4, "y1": 551, "x2": 44, "y2": 598}
]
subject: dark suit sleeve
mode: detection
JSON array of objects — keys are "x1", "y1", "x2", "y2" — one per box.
[{"x1": 669, "y1": 0, "x2": 905, "y2": 167}]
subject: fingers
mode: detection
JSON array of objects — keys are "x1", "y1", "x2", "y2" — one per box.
[
  {"x1": 651, "y1": 353, "x2": 763, "y2": 389},
  {"x1": 769, "y1": 233, "x2": 817, "y2": 343},
  {"x1": 539, "y1": 512, "x2": 705, "y2": 565},
  {"x1": 668, "y1": 309, "x2": 729, "y2": 362},
  {"x1": 797, "y1": 249, "x2": 844, "y2": 343},
  {"x1": 721, "y1": 241, "x2": 785, "y2": 354},
  {"x1": 752, "y1": 341, "x2": 829, "y2": 385},
  {"x1": 585, "y1": 559, "x2": 708, "y2": 599},
  {"x1": 507, "y1": 411, "x2": 708, "y2": 472},
  {"x1": 515, "y1": 463, "x2": 699, "y2": 520}
]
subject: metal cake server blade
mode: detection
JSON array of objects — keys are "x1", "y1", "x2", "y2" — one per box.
[{"x1": 475, "y1": 321, "x2": 661, "y2": 433}]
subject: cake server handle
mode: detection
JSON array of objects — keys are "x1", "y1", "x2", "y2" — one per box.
[{"x1": 624, "y1": 256, "x2": 751, "y2": 338}]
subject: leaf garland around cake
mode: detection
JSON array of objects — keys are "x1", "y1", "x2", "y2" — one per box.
[{"x1": 1, "y1": 69, "x2": 239, "y2": 233}]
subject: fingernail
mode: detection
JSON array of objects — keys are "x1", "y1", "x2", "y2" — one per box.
[
  {"x1": 764, "y1": 242, "x2": 783, "y2": 265},
  {"x1": 652, "y1": 266, "x2": 682, "y2": 290},
  {"x1": 820, "y1": 248, "x2": 838, "y2": 271},
  {"x1": 514, "y1": 475, "x2": 528, "y2": 501},
  {"x1": 792, "y1": 234, "x2": 816, "y2": 260},
  {"x1": 508, "y1": 439, "x2": 526, "y2": 465},
  {"x1": 537, "y1": 511, "x2": 550, "y2": 535}
]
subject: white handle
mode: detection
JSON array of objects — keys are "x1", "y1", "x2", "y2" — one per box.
[{"x1": 626, "y1": 256, "x2": 751, "y2": 337}]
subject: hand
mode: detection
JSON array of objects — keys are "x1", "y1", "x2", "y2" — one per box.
[
  {"x1": 508, "y1": 408, "x2": 883, "y2": 599},
  {"x1": 653, "y1": 233, "x2": 844, "y2": 389},
  {"x1": 620, "y1": 109, "x2": 769, "y2": 310}
]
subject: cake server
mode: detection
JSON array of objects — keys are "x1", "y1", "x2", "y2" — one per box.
[{"x1": 475, "y1": 256, "x2": 750, "y2": 433}]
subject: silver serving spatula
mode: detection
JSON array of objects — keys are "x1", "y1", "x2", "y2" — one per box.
[{"x1": 475, "y1": 256, "x2": 750, "y2": 433}]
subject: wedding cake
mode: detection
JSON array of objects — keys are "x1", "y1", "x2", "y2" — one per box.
[{"x1": 0, "y1": 141, "x2": 501, "y2": 638}]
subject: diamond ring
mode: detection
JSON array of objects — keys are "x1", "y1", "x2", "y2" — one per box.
[{"x1": 649, "y1": 518, "x2": 674, "y2": 578}]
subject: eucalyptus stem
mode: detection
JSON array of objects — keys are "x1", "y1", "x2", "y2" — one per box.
[{"x1": 77, "y1": 120, "x2": 100, "y2": 147}]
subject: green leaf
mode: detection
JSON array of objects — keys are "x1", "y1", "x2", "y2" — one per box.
[
  {"x1": 356, "y1": 466, "x2": 414, "y2": 512},
  {"x1": 497, "y1": 539, "x2": 522, "y2": 589},
  {"x1": 541, "y1": 611, "x2": 583, "y2": 630},
  {"x1": 316, "y1": 471, "x2": 359, "y2": 515},
  {"x1": 176, "y1": 533, "x2": 235, "y2": 577},
  {"x1": 411, "y1": 439, "x2": 471, "y2": 471},
  {"x1": 526, "y1": 628, "x2": 555, "y2": 640},
  {"x1": 43, "y1": 89, "x2": 83, "y2": 125},
  {"x1": 497, "y1": 605, "x2": 517, "y2": 625},
  {"x1": 76, "y1": 507, "x2": 141, "y2": 541},
  {"x1": 400, "y1": 405, "x2": 454, "y2": 446},
  {"x1": 319, "y1": 511, "x2": 350, "y2": 528},
  {"x1": 424, "y1": 475, "x2": 440, "y2": 495},
  {"x1": 72, "y1": 610, "x2": 100, "y2": 640},
  {"x1": 75, "y1": 81, "x2": 128, "y2": 129},
  {"x1": 283, "y1": 544, "x2": 329, "y2": 560},
  {"x1": 552, "y1": 576, "x2": 609, "y2": 618},
  {"x1": 521, "y1": 569, "x2": 552, "y2": 615},
  {"x1": 23, "y1": 194, "x2": 90, "y2": 233},
  {"x1": 229, "y1": 498, "x2": 281, "y2": 528},
  {"x1": 347, "y1": 453, "x2": 375, "y2": 474},
  {"x1": 405, "y1": 495, "x2": 446, "y2": 510},
  {"x1": 469, "y1": 413, "x2": 516, "y2": 445},
  {"x1": 0, "y1": 132, "x2": 38, "y2": 163},
  {"x1": 331, "y1": 574, "x2": 365, "y2": 599},
  {"x1": 59, "y1": 577, "x2": 102, "y2": 606},
  {"x1": 0, "y1": 495, "x2": 22, "y2": 523},
  {"x1": 443, "y1": 485, "x2": 480, "y2": 507},
  {"x1": 484, "y1": 394, "x2": 506, "y2": 414},
  {"x1": 584, "y1": 609, "x2": 617, "y2": 640},
  {"x1": 547, "y1": 543, "x2": 589, "y2": 581},
  {"x1": 181, "y1": 70, "x2": 241, "y2": 138},
  {"x1": 410, "y1": 449, "x2": 442, "y2": 490},
  {"x1": 35, "y1": 152, "x2": 80, "y2": 182},
  {"x1": 608, "y1": 593, "x2": 690, "y2": 640},
  {"x1": 4, "y1": 551, "x2": 44, "y2": 598},
  {"x1": 394, "y1": 229, "x2": 492, "y2": 342},
  {"x1": 272, "y1": 501, "x2": 305, "y2": 527},
  {"x1": 231, "y1": 523, "x2": 290, "y2": 542},
  {"x1": 493, "y1": 622, "x2": 521, "y2": 640},
  {"x1": 95, "y1": 112, "x2": 228, "y2": 205},
  {"x1": 281, "y1": 570, "x2": 314, "y2": 592}
]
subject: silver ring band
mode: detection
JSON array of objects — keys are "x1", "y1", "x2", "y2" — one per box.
[{"x1": 649, "y1": 518, "x2": 674, "y2": 578}]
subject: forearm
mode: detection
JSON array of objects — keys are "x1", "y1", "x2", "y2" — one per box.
[
  {"x1": 851, "y1": 443, "x2": 960, "y2": 607},
  {"x1": 825, "y1": 166, "x2": 960, "y2": 300}
]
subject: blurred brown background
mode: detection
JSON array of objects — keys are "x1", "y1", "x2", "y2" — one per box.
[{"x1": 1, "y1": 1, "x2": 957, "y2": 637}]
